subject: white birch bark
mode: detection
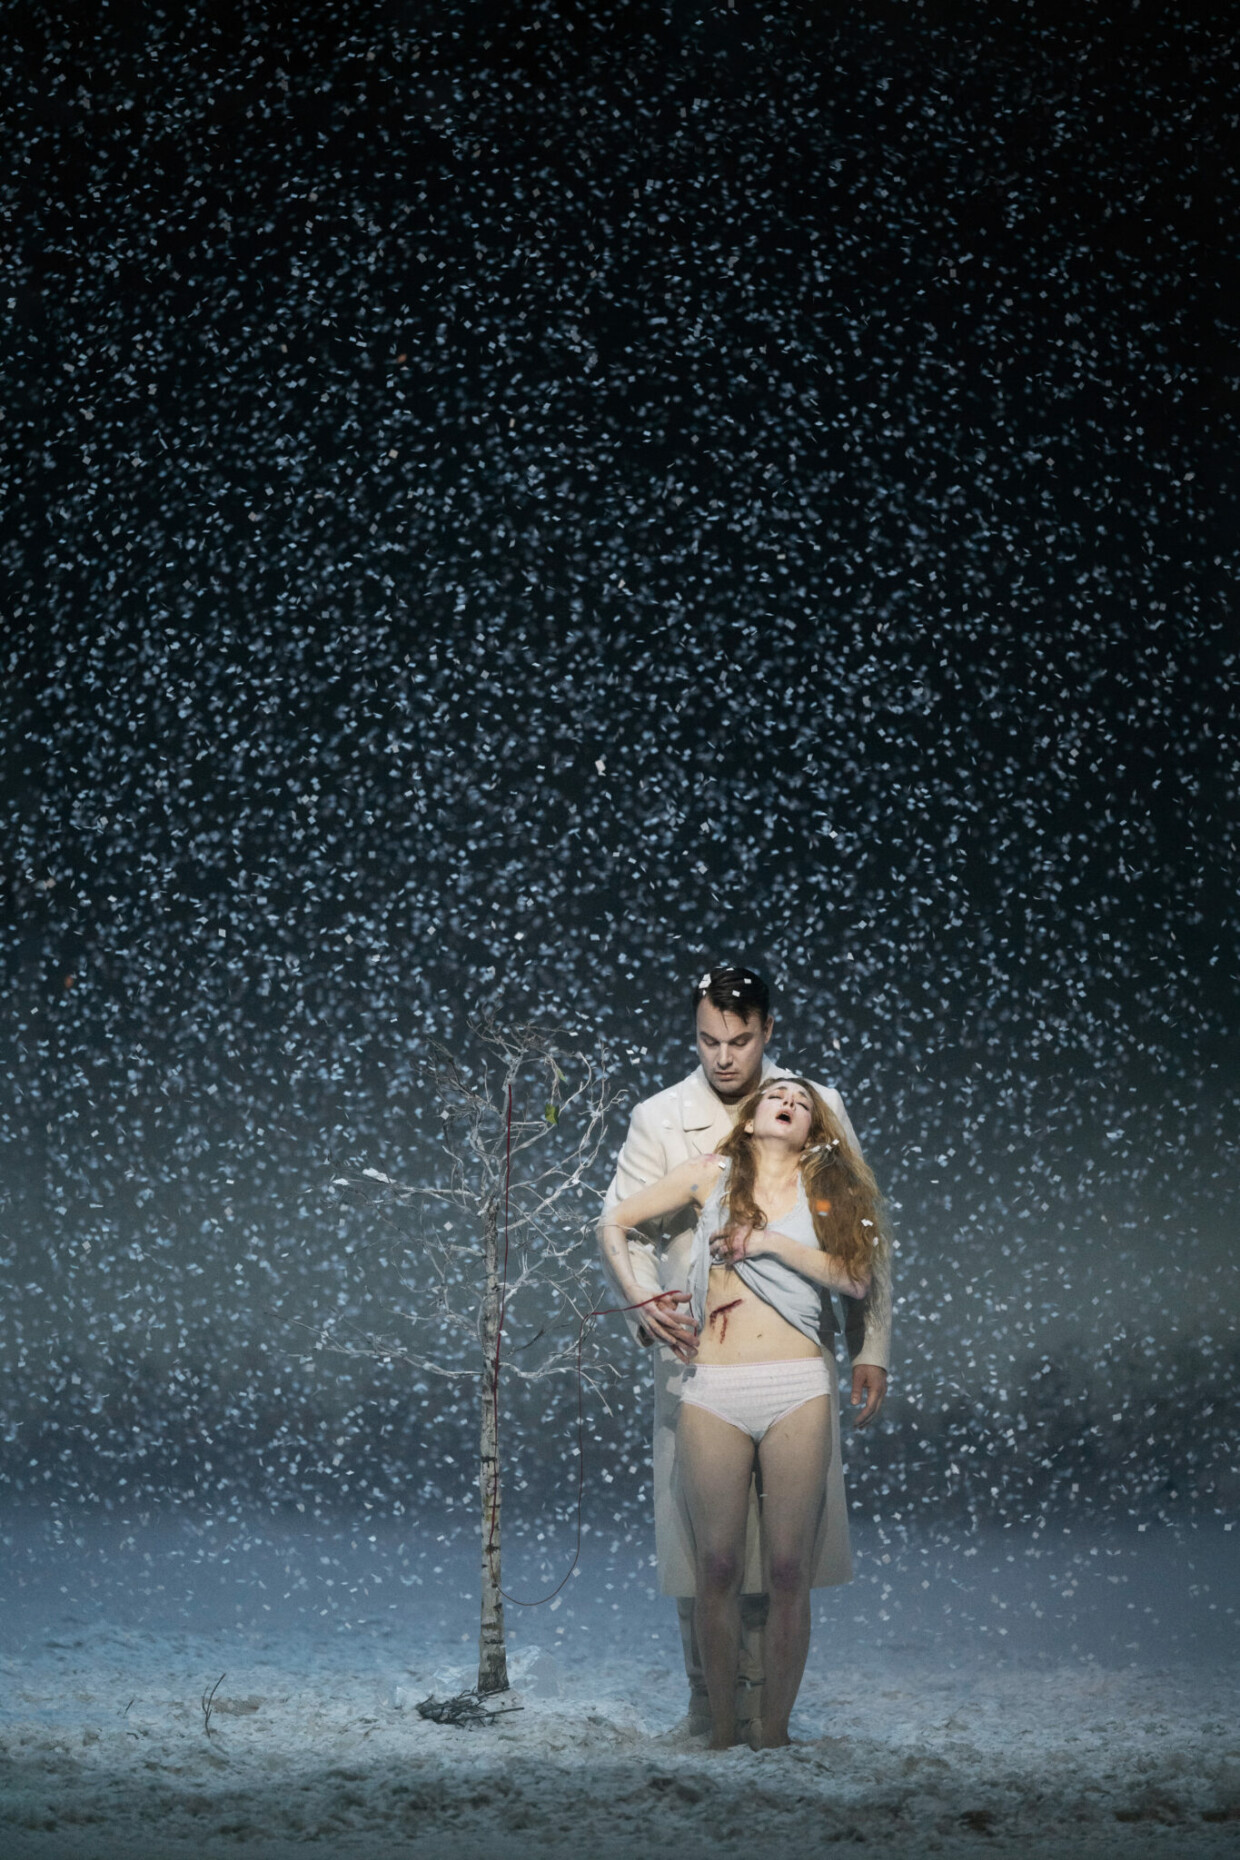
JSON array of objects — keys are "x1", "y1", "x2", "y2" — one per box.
[
  {"x1": 477, "y1": 1191, "x2": 509, "y2": 1695},
  {"x1": 317, "y1": 1019, "x2": 616, "y2": 1705}
]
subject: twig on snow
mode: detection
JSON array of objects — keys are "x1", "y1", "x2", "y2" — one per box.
[{"x1": 201, "y1": 1673, "x2": 226, "y2": 1739}]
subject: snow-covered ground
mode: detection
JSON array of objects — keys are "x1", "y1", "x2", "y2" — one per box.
[{"x1": 2, "y1": 1507, "x2": 1237, "y2": 1858}]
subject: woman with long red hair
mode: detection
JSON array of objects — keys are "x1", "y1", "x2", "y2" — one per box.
[{"x1": 600, "y1": 1076, "x2": 887, "y2": 1749}]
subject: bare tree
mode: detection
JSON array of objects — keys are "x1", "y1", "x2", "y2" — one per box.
[{"x1": 319, "y1": 1017, "x2": 616, "y2": 1696}]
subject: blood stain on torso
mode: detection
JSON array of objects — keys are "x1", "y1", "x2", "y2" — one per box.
[{"x1": 707, "y1": 1297, "x2": 744, "y2": 1344}]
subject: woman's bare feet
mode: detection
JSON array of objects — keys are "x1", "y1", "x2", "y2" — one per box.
[{"x1": 754, "y1": 1720, "x2": 792, "y2": 1748}]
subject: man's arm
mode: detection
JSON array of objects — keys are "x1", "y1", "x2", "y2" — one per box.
[
  {"x1": 602, "y1": 1099, "x2": 672, "y2": 1346},
  {"x1": 843, "y1": 1247, "x2": 892, "y2": 1372},
  {"x1": 846, "y1": 1250, "x2": 891, "y2": 1428},
  {"x1": 828, "y1": 1088, "x2": 892, "y2": 1427}
]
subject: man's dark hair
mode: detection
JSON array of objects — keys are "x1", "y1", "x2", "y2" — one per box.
[{"x1": 692, "y1": 964, "x2": 771, "y2": 1024}]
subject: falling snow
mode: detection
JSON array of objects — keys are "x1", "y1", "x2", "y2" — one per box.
[{"x1": 1, "y1": 1, "x2": 1237, "y2": 1853}]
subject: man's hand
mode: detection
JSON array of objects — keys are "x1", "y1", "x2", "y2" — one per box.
[
  {"x1": 710, "y1": 1224, "x2": 748, "y2": 1264},
  {"x1": 850, "y1": 1362, "x2": 888, "y2": 1428},
  {"x1": 637, "y1": 1289, "x2": 699, "y2": 1361},
  {"x1": 709, "y1": 1223, "x2": 774, "y2": 1264}
]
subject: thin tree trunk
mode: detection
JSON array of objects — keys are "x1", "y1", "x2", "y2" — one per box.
[{"x1": 477, "y1": 1192, "x2": 509, "y2": 1695}]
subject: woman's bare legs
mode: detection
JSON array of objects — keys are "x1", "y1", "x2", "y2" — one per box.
[
  {"x1": 754, "y1": 1393, "x2": 831, "y2": 1747},
  {"x1": 676, "y1": 1401, "x2": 755, "y2": 1748}
]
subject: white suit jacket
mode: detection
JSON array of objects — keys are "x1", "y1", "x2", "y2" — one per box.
[{"x1": 603, "y1": 1059, "x2": 892, "y2": 1595}]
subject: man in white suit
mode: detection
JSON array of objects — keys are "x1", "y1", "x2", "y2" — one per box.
[{"x1": 602, "y1": 965, "x2": 891, "y2": 1739}]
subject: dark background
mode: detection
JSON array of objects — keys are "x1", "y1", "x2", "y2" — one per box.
[{"x1": 2, "y1": 0, "x2": 1237, "y2": 1541}]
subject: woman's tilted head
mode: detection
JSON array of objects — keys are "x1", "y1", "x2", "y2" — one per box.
[
  {"x1": 745, "y1": 1077, "x2": 814, "y2": 1141},
  {"x1": 719, "y1": 1075, "x2": 887, "y2": 1286}
]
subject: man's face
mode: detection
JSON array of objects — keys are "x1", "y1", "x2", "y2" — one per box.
[{"x1": 695, "y1": 1000, "x2": 773, "y2": 1104}]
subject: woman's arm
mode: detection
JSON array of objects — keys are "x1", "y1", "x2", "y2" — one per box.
[
  {"x1": 714, "y1": 1225, "x2": 870, "y2": 1300},
  {"x1": 598, "y1": 1155, "x2": 721, "y2": 1357}
]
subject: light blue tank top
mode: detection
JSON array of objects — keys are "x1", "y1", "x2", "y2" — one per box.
[{"x1": 687, "y1": 1160, "x2": 825, "y2": 1347}]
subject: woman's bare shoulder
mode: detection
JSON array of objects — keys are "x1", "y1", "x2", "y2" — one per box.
[{"x1": 673, "y1": 1152, "x2": 725, "y2": 1204}]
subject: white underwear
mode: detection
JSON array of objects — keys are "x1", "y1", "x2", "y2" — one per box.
[{"x1": 680, "y1": 1357, "x2": 830, "y2": 1443}]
